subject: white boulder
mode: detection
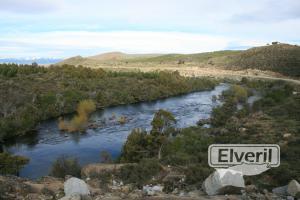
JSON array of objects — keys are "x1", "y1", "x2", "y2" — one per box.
[
  {"x1": 64, "y1": 177, "x2": 90, "y2": 196},
  {"x1": 287, "y1": 180, "x2": 300, "y2": 197},
  {"x1": 59, "y1": 194, "x2": 81, "y2": 200},
  {"x1": 142, "y1": 185, "x2": 164, "y2": 196},
  {"x1": 203, "y1": 169, "x2": 245, "y2": 195}
]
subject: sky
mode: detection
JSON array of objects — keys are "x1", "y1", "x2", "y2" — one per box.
[{"x1": 0, "y1": 0, "x2": 300, "y2": 58}]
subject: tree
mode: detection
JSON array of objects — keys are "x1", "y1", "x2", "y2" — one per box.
[
  {"x1": 151, "y1": 109, "x2": 176, "y2": 136},
  {"x1": 150, "y1": 109, "x2": 176, "y2": 159},
  {"x1": 121, "y1": 110, "x2": 177, "y2": 162}
]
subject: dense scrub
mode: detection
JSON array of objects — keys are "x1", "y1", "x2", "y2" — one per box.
[
  {"x1": 0, "y1": 64, "x2": 217, "y2": 141},
  {"x1": 227, "y1": 43, "x2": 300, "y2": 77},
  {"x1": 49, "y1": 156, "x2": 81, "y2": 178},
  {"x1": 120, "y1": 80, "x2": 300, "y2": 189},
  {"x1": 0, "y1": 153, "x2": 29, "y2": 175}
]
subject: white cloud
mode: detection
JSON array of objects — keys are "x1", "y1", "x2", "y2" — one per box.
[
  {"x1": 0, "y1": 31, "x2": 270, "y2": 58},
  {"x1": 0, "y1": 0, "x2": 299, "y2": 57},
  {"x1": 0, "y1": 0, "x2": 61, "y2": 13}
]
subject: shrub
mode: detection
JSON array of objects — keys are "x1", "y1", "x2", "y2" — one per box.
[
  {"x1": 185, "y1": 164, "x2": 213, "y2": 186},
  {"x1": 211, "y1": 99, "x2": 237, "y2": 127},
  {"x1": 120, "y1": 128, "x2": 151, "y2": 162},
  {"x1": 100, "y1": 151, "x2": 113, "y2": 163},
  {"x1": 58, "y1": 99, "x2": 96, "y2": 132},
  {"x1": 89, "y1": 169, "x2": 112, "y2": 191},
  {"x1": 118, "y1": 158, "x2": 161, "y2": 187},
  {"x1": 223, "y1": 84, "x2": 248, "y2": 103},
  {"x1": 49, "y1": 156, "x2": 81, "y2": 178},
  {"x1": 0, "y1": 152, "x2": 29, "y2": 175}
]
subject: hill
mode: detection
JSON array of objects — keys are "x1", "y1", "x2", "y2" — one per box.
[
  {"x1": 57, "y1": 43, "x2": 300, "y2": 77},
  {"x1": 58, "y1": 52, "x2": 163, "y2": 66},
  {"x1": 227, "y1": 43, "x2": 300, "y2": 77},
  {"x1": 57, "y1": 50, "x2": 241, "y2": 66},
  {"x1": 88, "y1": 52, "x2": 129, "y2": 60},
  {"x1": 57, "y1": 55, "x2": 89, "y2": 66},
  {"x1": 88, "y1": 52, "x2": 161, "y2": 61}
]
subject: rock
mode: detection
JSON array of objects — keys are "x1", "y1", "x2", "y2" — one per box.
[
  {"x1": 25, "y1": 193, "x2": 41, "y2": 200},
  {"x1": 59, "y1": 194, "x2": 81, "y2": 200},
  {"x1": 287, "y1": 180, "x2": 300, "y2": 197},
  {"x1": 187, "y1": 190, "x2": 205, "y2": 198},
  {"x1": 64, "y1": 177, "x2": 90, "y2": 196},
  {"x1": 127, "y1": 189, "x2": 143, "y2": 199},
  {"x1": 202, "y1": 169, "x2": 245, "y2": 195},
  {"x1": 197, "y1": 118, "x2": 211, "y2": 126},
  {"x1": 245, "y1": 185, "x2": 257, "y2": 193},
  {"x1": 81, "y1": 163, "x2": 125, "y2": 178},
  {"x1": 142, "y1": 185, "x2": 164, "y2": 196},
  {"x1": 120, "y1": 185, "x2": 132, "y2": 194},
  {"x1": 287, "y1": 196, "x2": 294, "y2": 200},
  {"x1": 272, "y1": 185, "x2": 288, "y2": 196}
]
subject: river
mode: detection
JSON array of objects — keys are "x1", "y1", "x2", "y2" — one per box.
[{"x1": 4, "y1": 83, "x2": 229, "y2": 179}]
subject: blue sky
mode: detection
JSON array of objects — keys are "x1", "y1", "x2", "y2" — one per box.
[{"x1": 0, "y1": 0, "x2": 300, "y2": 58}]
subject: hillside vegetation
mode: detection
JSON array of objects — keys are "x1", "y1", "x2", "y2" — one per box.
[
  {"x1": 58, "y1": 43, "x2": 300, "y2": 77},
  {"x1": 227, "y1": 43, "x2": 300, "y2": 77},
  {"x1": 0, "y1": 63, "x2": 217, "y2": 141},
  {"x1": 119, "y1": 80, "x2": 300, "y2": 189}
]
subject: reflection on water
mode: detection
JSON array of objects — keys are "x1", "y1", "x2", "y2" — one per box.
[{"x1": 4, "y1": 84, "x2": 229, "y2": 179}]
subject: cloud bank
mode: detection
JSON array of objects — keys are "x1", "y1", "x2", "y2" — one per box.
[{"x1": 0, "y1": 0, "x2": 299, "y2": 57}]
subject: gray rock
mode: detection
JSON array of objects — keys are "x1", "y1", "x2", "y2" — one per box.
[
  {"x1": 272, "y1": 185, "x2": 288, "y2": 196},
  {"x1": 64, "y1": 177, "x2": 90, "y2": 196},
  {"x1": 202, "y1": 169, "x2": 245, "y2": 195},
  {"x1": 142, "y1": 185, "x2": 163, "y2": 196},
  {"x1": 287, "y1": 196, "x2": 294, "y2": 200},
  {"x1": 287, "y1": 180, "x2": 300, "y2": 197},
  {"x1": 59, "y1": 194, "x2": 81, "y2": 200}
]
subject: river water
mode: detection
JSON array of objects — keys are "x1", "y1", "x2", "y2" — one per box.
[{"x1": 4, "y1": 83, "x2": 229, "y2": 179}]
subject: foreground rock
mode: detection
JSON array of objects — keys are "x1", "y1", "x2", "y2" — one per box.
[
  {"x1": 64, "y1": 177, "x2": 90, "y2": 196},
  {"x1": 0, "y1": 174, "x2": 291, "y2": 200},
  {"x1": 272, "y1": 185, "x2": 288, "y2": 196},
  {"x1": 143, "y1": 185, "x2": 164, "y2": 196},
  {"x1": 287, "y1": 180, "x2": 300, "y2": 197},
  {"x1": 59, "y1": 194, "x2": 82, "y2": 200},
  {"x1": 81, "y1": 163, "x2": 125, "y2": 178},
  {"x1": 202, "y1": 169, "x2": 245, "y2": 195}
]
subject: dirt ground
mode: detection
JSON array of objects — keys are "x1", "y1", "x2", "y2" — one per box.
[{"x1": 97, "y1": 64, "x2": 300, "y2": 85}]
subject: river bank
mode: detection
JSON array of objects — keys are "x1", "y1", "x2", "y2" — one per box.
[{"x1": 4, "y1": 84, "x2": 228, "y2": 179}]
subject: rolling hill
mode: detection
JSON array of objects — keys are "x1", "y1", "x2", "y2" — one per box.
[
  {"x1": 226, "y1": 43, "x2": 300, "y2": 76},
  {"x1": 57, "y1": 43, "x2": 300, "y2": 77}
]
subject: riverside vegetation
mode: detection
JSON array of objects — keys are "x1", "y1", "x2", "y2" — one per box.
[
  {"x1": 0, "y1": 63, "x2": 217, "y2": 175},
  {"x1": 0, "y1": 63, "x2": 217, "y2": 140},
  {"x1": 0, "y1": 63, "x2": 299, "y2": 198},
  {"x1": 48, "y1": 79, "x2": 299, "y2": 193},
  {"x1": 98, "y1": 80, "x2": 300, "y2": 190}
]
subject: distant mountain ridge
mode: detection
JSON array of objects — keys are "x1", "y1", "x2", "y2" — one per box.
[{"x1": 0, "y1": 58, "x2": 63, "y2": 65}]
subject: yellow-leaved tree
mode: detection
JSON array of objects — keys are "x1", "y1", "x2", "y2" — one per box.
[{"x1": 59, "y1": 99, "x2": 96, "y2": 132}]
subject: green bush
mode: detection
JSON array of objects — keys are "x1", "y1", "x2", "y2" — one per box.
[
  {"x1": 0, "y1": 152, "x2": 29, "y2": 175},
  {"x1": 118, "y1": 158, "x2": 161, "y2": 187},
  {"x1": 49, "y1": 156, "x2": 81, "y2": 178},
  {"x1": 185, "y1": 164, "x2": 213, "y2": 186}
]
